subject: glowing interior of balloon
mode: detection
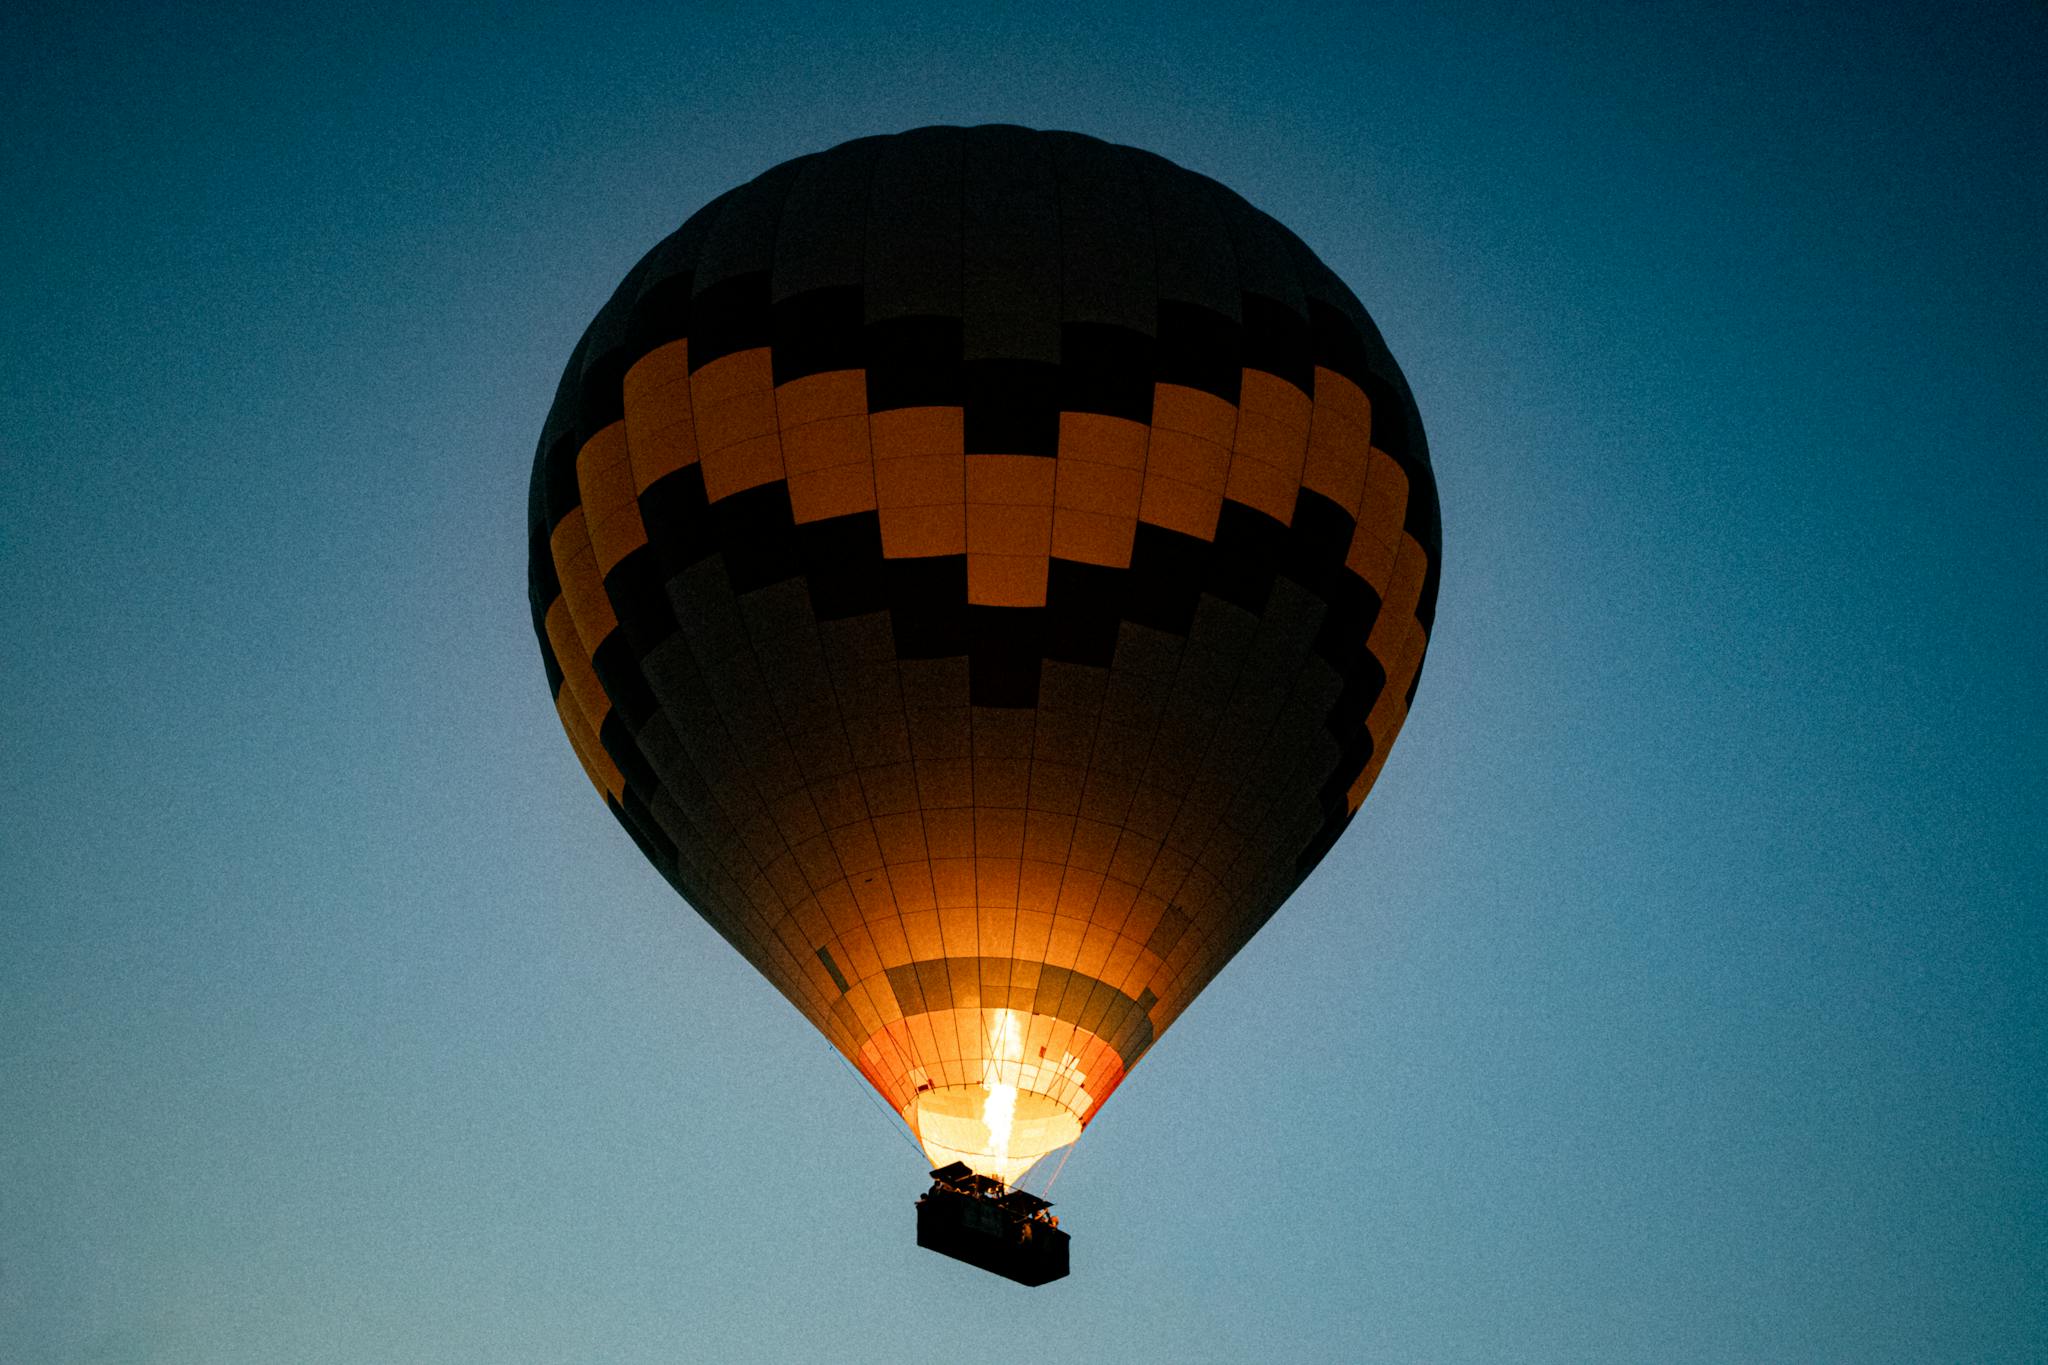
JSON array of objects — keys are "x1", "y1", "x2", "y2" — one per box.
[{"x1": 906, "y1": 1008, "x2": 1084, "y2": 1185}]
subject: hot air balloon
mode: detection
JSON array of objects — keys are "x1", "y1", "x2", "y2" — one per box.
[{"x1": 528, "y1": 125, "x2": 1440, "y2": 1283}]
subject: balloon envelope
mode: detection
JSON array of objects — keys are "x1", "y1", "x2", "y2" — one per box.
[{"x1": 529, "y1": 126, "x2": 1441, "y2": 1182}]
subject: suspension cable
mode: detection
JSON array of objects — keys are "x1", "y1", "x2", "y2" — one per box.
[{"x1": 829, "y1": 1047, "x2": 928, "y2": 1161}]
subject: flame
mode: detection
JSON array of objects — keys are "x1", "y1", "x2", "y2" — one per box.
[
  {"x1": 981, "y1": 1009, "x2": 1025, "y2": 1173},
  {"x1": 905, "y1": 1008, "x2": 1088, "y2": 1183}
]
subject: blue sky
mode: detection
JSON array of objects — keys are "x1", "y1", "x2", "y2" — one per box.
[{"x1": 4, "y1": 2, "x2": 2042, "y2": 1361}]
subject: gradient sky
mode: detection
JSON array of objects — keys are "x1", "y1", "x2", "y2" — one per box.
[{"x1": 4, "y1": 3, "x2": 2043, "y2": 1362}]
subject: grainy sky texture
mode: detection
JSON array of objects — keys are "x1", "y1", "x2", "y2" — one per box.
[{"x1": 4, "y1": 3, "x2": 2043, "y2": 1362}]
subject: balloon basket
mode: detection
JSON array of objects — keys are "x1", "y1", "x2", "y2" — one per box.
[{"x1": 915, "y1": 1163, "x2": 1070, "y2": 1286}]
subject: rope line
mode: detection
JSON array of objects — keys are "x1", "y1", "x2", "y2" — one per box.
[
  {"x1": 831, "y1": 1047, "x2": 928, "y2": 1161},
  {"x1": 1042, "y1": 1139, "x2": 1077, "y2": 1195}
]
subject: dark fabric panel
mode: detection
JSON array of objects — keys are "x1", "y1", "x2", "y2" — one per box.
[
  {"x1": 709, "y1": 483, "x2": 802, "y2": 595},
  {"x1": 886, "y1": 555, "x2": 970, "y2": 658},
  {"x1": 797, "y1": 511, "x2": 888, "y2": 620},
  {"x1": 540, "y1": 642, "x2": 564, "y2": 700},
  {"x1": 1281, "y1": 228, "x2": 1417, "y2": 417},
  {"x1": 865, "y1": 126, "x2": 963, "y2": 321},
  {"x1": 1050, "y1": 132, "x2": 1155, "y2": 334},
  {"x1": 1324, "y1": 647, "x2": 1388, "y2": 741},
  {"x1": 591, "y1": 629, "x2": 659, "y2": 729},
  {"x1": 637, "y1": 465, "x2": 715, "y2": 580},
  {"x1": 1285, "y1": 487, "x2": 1356, "y2": 583},
  {"x1": 960, "y1": 124, "x2": 1061, "y2": 364},
  {"x1": 1210, "y1": 189, "x2": 1309, "y2": 322},
  {"x1": 687, "y1": 269, "x2": 771, "y2": 374},
  {"x1": 694, "y1": 158, "x2": 802, "y2": 297},
  {"x1": 536, "y1": 336, "x2": 589, "y2": 532},
  {"x1": 529, "y1": 371, "x2": 564, "y2": 533},
  {"x1": 1239, "y1": 290, "x2": 1315, "y2": 396},
  {"x1": 1123, "y1": 524, "x2": 1209, "y2": 637},
  {"x1": 816, "y1": 944, "x2": 851, "y2": 993},
  {"x1": 575, "y1": 255, "x2": 653, "y2": 440},
  {"x1": 968, "y1": 605, "x2": 1044, "y2": 708},
  {"x1": 772, "y1": 137, "x2": 882, "y2": 301},
  {"x1": 1206, "y1": 501, "x2": 1286, "y2": 617},
  {"x1": 1135, "y1": 151, "x2": 1239, "y2": 320},
  {"x1": 1406, "y1": 458, "x2": 1444, "y2": 635},
  {"x1": 1155, "y1": 301, "x2": 1241, "y2": 404},
  {"x1": 608, "y1": 791, "x2": 679, "y2": 876},
  {"x1": 963, "y1": 357, "x2": 1059, "y2": 455},
  {"x1": 865, "y1": 314, "x2": 963, "y2": 412},
  {"x1": 1059, "y1": 322, "x2": 1154, "y2": 423},
  {"x1": 599, "y1": 711, "x2": 662, "y2": 809},
  {"x1": 625, "y1": 194, "x2": 730, "y2": 363},
  {"x1": 1043, "y1": 560, "x2": 1122, "y2": 668},
  {"x1": 603, "y1": 544, "x2": 676, "y2": 659},
  {"x1": 627, "y1": 267, "x2": 694, "y2": 364},
  {"x1": 541, "y1": 429, "x2": 582, "y2": 531},
  {"x1": 771, "y1": 284, "x2": 864, "y2": 385},
  {"x1": 527, "y1": 519, "x2": 561, "y2": 633}
]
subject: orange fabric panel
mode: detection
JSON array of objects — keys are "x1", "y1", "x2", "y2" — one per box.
[
  {"x1": 553, "y1": 544, "x2": 619, "y2": 652},
  {"x1": 917, "y1": 761, "x2": 975, "y2": 811},
  {"x1": 932, "y1": 859, "x2": 976, "y2": 906},
  {"x1": 870, "y1": 405, "x2": 965, "y2": 460},
  {"x1": 576, "y1": 422, "x2": 648, "y2": 574},
  {"x1": 923, "y1": 807, "x2": 974, "y2": 856},
  {"x1": 1151, "y1": 382, "x2": 1238, "y2": 446},
  {"x1": 1138, "y1": 473, "x2": 1223, "y2": 541},
  {"x1": 1348, "y1": 699, "x2": 1408, "y2": 814},
  {"x1": 975, "y1": 804, "x2": 1028, "y2": 852},
  {"x1": 776, "y1": 369, "x2": 867, "y2": 428},
  {"x1": 965, "y1": 453, "x2": 1056, "y2": 505},
  {"x1": 553, "y1": 684, "x2": 621, "y2": 799},
  {"x1": 1018, "y1": 859, "x2": 1065, "y2": 912},
  {"x1": 1057, "y1": 411, "x2": 1150, "y2": 468},
  {"x1": 1056, "y1": 868, "x2": 1105, "y2": 918},
  {"x1": 889, "y1": 864, "x2": 938, "y2": 915},
  {"x1": 880, "y1": 504, "x2": 966, "y2": 557},
  {"x1": 1355, "y1": 446, "x2": 1409, "y2": 550},
  {"x1": 1054, "y1": 458, "x2": 1144, "y2": 516},
  {"x1": 968, "y1": 554, "x2": 1048, "y2": 606},
  {"x1": 691, "y1": 345, "x2": 775, "y2": 411},
  {"x1": 781, "y1": 415, "x2": 870, "y2": 475},
  {"x1": 1311, "y1": 365, "x2": 1372, "y2": 437},
  {"x1": 700, "y1": 434, "x2": 785, "y2": 503},
  {"x1": 1346, "y1": 522, "x2": 1397, "y2": 592},
  {"x1": 976, "y1": 857, "x2": 1022, "y2": 908},
  {"x1": 1012, "y1": 909, "x2": 1053, "y2": 961},
  {"x1": 1233, "y1": 370, "x2": 1313, "y2": 476},
  {"x1": 966, "y1": 503, "x2": 1052, "y2": 557},
  {"x1": 875, "y1": 452, "x2": 963, "y2": 508},
  {"x1": 1144, "y1": 428, "x2": 1230, "y2": 492},
  {"x1": 1224, "y1": 370, "x2": 1311, "y2": 524},
  {"x1": 1022, "y1": 810, "x2": 1077, "y2": 863},
  {"x1": 777, "y1": 370, "x2": 874, "y2": 525},
  {"x1": 1051, "y1": 507, "x2": 1138, "y2": 567},
  {"x1": 692, "y1": 348, "x2": 781, "y2": 501},
  {"x1": 1368, "y1": 534, "x2": 1429, "y2": 661},
  {"x1": 869, "y1": 917, "x2": 913, "y2": 967},
  {"x1": 1224, "y1": 456, "x2": 1300, "y2": 524},
  {"x1": 1067, "y1": 818, "x2": 1120, "y2": 873},
  {"x1": 621, "y1": 339, "x2": 698, "y2": 491},
  {"x1": 1302, "y1": 368, "x2": 1374, "y2": 520},
  {"x1": 788, "y1": 463, "x2": 877, "y2": 522}
]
